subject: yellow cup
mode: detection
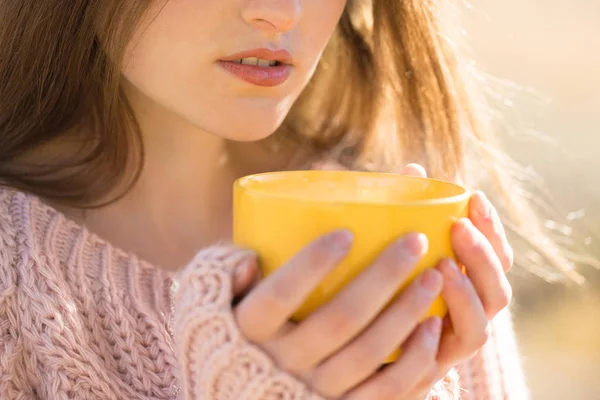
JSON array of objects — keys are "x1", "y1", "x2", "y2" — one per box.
[{"x1": 233, "y1": 170, "x2": 470, "y2": 363}]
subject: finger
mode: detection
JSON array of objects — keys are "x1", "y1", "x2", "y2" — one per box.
[
  {"x1": 436, "y1": 259, "x2": 489, "y2": 366},
  {"x1": 342, "y1": 317, "x2": 442, "y2": 400},
  {"x1": 452, "y1": 218, "x2": 512, "y2": 318},
  {"x1": 401, "y1": 163, "x2": 427, "y2": 178},
  {"x1": 308, "y1": 269, "x2": 443, "y2": 398},
  {"x1": 469, "y1": 191, "x2": 514, "y2": 272},
  {"x1": 232, "y1": 257, "x2": 260, "y2": 297},
  {"x1": 234, "y1": 230, "x2": 353, "y2": 343},
  {"x1": 271, "y1": 233, "x2": 428, "y2": 371}
]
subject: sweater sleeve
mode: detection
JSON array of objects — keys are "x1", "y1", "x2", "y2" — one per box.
[
  {"x1": 172, "y1": 246, "x2": 324, "y2": 400},
  {"x1": 172, "y1": 245, "x2": 461, "y2": 400},
  {"x1": 457, "y1": 308, "x2": 530, "y2": 400},
  {"x1": 0, "y1": 239, "x2": 36, "y2": 398}
]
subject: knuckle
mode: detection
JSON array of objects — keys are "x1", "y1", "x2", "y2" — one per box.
[
  {"x1": 481, "y1": 324, "x2": 492, "y2": 347},
  {"x1": 489, "y1": 203, "x2": 502, "y2": 224},
  {"x1": 487, "y1": 285, "x2": 512, "y2": 317},
  {"x1": 325, "y1": 305, "x2": 359, "y2": 334},
  {"x1": 375, "y1": 377, "x2": 403, "y2": 400},
  {"x1": 233, "y1": 305, "x2": 263, "y2": 342},
  {"x1": 423, "y1": 363, "x2": 440, "y2": 387},
  {"x1": 473, "y1": 323, "x2": 491, "y2": 348},
  {"x1": 500, "y1": 284, "x2": 513, "y2": 307},
  {"x1": 237, "y1": 295, "x2": 285, "y2": 342},
  {"x1": 307, "y1": 369, "x2": 344, "y2": 399},
  {"x1": 346, "y1": 341, "x2": 380, "y2": 371},
  {"x1": 271, "y1": 345, "x2": 307, "y2": 374},
  {"x1": 502, "y1": 246, "x2": 515, "y2": 271}
]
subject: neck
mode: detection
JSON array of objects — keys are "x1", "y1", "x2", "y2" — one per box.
[
  {"x1": 66, "y1": 84, "x2": 240, "y2": 269},
  {"x1": 55, "y1": 82, "x2": 315, "y2": 270}
]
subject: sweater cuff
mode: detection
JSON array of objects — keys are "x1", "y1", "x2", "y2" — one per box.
[
  {"x1": 173, "y1": 246, "x2": 323, "y2": 400},
  {"x1": 427, "y1": 368, "x2": 462, "y2": 400}
]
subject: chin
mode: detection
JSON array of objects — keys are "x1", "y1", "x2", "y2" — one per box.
[
  {"x1": 199, "y1": 101, "x2": 293, "y2": 142},
  {"x1": 216, "y1": 120, "x2": 282, "y2": 142}
]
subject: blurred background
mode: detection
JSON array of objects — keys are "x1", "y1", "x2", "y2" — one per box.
[{"x1": 463, "y1": 1, "x2": 600, "y2": 398}]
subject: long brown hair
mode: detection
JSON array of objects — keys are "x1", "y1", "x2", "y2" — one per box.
[{"x1": 0, "y1": 0, "x2": 587, "y2": 280}]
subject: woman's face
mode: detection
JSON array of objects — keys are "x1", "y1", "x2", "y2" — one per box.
[{"x1": 122, "y1": 0, "x2": 347, "y2": 141}]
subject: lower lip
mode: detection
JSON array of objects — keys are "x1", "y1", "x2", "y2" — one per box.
[{"x1": 217, "y1": 61, "x2": 292, "y2": 87}]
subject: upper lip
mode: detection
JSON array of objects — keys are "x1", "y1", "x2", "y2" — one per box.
[{"x1": 220, "y1": 48, "x2": 293, "y2": 65}]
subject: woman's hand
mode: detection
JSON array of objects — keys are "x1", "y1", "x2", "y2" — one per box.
[
  {"x1": 390, "y1": 166, "x2": 514, "y2": 397},
  {"x1": 308, "y1": 161, "x2": 515, "y2": 396},
  {"x1": 233, "y1": 230, "x2": 447, "y2": 399},
  {"x1": 231, "y1": 162, "x2": 514, "y2": 399}
]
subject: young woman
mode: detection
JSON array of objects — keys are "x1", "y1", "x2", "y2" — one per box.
[{"x1": 0, "y1": 1, "x2": 535, "y2": 399}]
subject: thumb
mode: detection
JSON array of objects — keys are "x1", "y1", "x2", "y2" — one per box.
[
  {"x1": 401, "y1": 163, "x2": 428, "y2": 178},
  {"x1": 232, "y1": 256, "x2": 260, "y2": 297}
]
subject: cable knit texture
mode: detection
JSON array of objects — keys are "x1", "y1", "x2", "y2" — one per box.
[{"x1": 0, "y1": 187, "x2": 529, "y2": 399}]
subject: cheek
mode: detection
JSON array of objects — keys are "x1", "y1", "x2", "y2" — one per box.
[
  {"x1": 120, "y1": 1, "x2": 232, "y2": 134},
  {"x1": 122, "y1": 2, "x2": 214, "y2": 92},
  {"x1": 301, "y1": 1, "x2": 347, "y2": 54},
  {"x1": 293, "y1": 1, "x2": 346, "y2": 83}
]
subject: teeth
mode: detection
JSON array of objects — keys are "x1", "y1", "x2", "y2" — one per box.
[
  {"x1": 257, "y1": 59, "x2": 276, "y2": 67},
  {"x1": 241, "y1": 57, "x2": 257, "y2": 65},
  {"x1": 238, "y1": 57, "x2": 278, "y2": 67}
]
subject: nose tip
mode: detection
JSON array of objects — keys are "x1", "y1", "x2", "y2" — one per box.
[{"x1": 241, "y1": 0, "x2": 302, "y2": 34}]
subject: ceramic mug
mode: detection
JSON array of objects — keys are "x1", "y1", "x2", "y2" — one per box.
[{"x1": 233, "y1": 170, "x2": 470, "y2": 362}]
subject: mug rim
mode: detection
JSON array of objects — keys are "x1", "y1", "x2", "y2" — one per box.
[{"x1": 234, "y1": 170, "x2": 471, "y2": 207}]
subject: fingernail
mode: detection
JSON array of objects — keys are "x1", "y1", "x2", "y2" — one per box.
[
  {"x1": 457, "y1": 217, "x2": 470, "y2": 227},
  {"x1": 399, "y1": 233, "x2": 428, "y2": 257},
  {"x1": 235, "y1": 257, "x2": 255, "y2": 276},
  {"x1": 476, "y1": 191, "x2": 492, "y2": 219},
  {"x1": 234, "y1": 260, "x2": 247, "y2": 277},
  {"x1": 328, "y1": 230, "x2": 354, "y2": 251},
  {"x1": 442, "y1": 259, "x2": 463, "y2": 282},
  {"x1": 426, "y1": 317, "x2": 442, "y2": 336},
  {"x1": 455, "y1": 218, "x2": 475, "y2": 239},
  {"x1": 417, "y1": 269, "x2": 443, "y2": 292}
]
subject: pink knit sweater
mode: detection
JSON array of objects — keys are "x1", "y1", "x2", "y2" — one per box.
[{"x1": 0, "y1": 187, "x2": 529, "y2": 399}]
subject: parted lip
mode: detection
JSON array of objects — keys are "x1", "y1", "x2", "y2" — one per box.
[{"x1": 219, "y1": 48, "x2": 293, "y2": 65}]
